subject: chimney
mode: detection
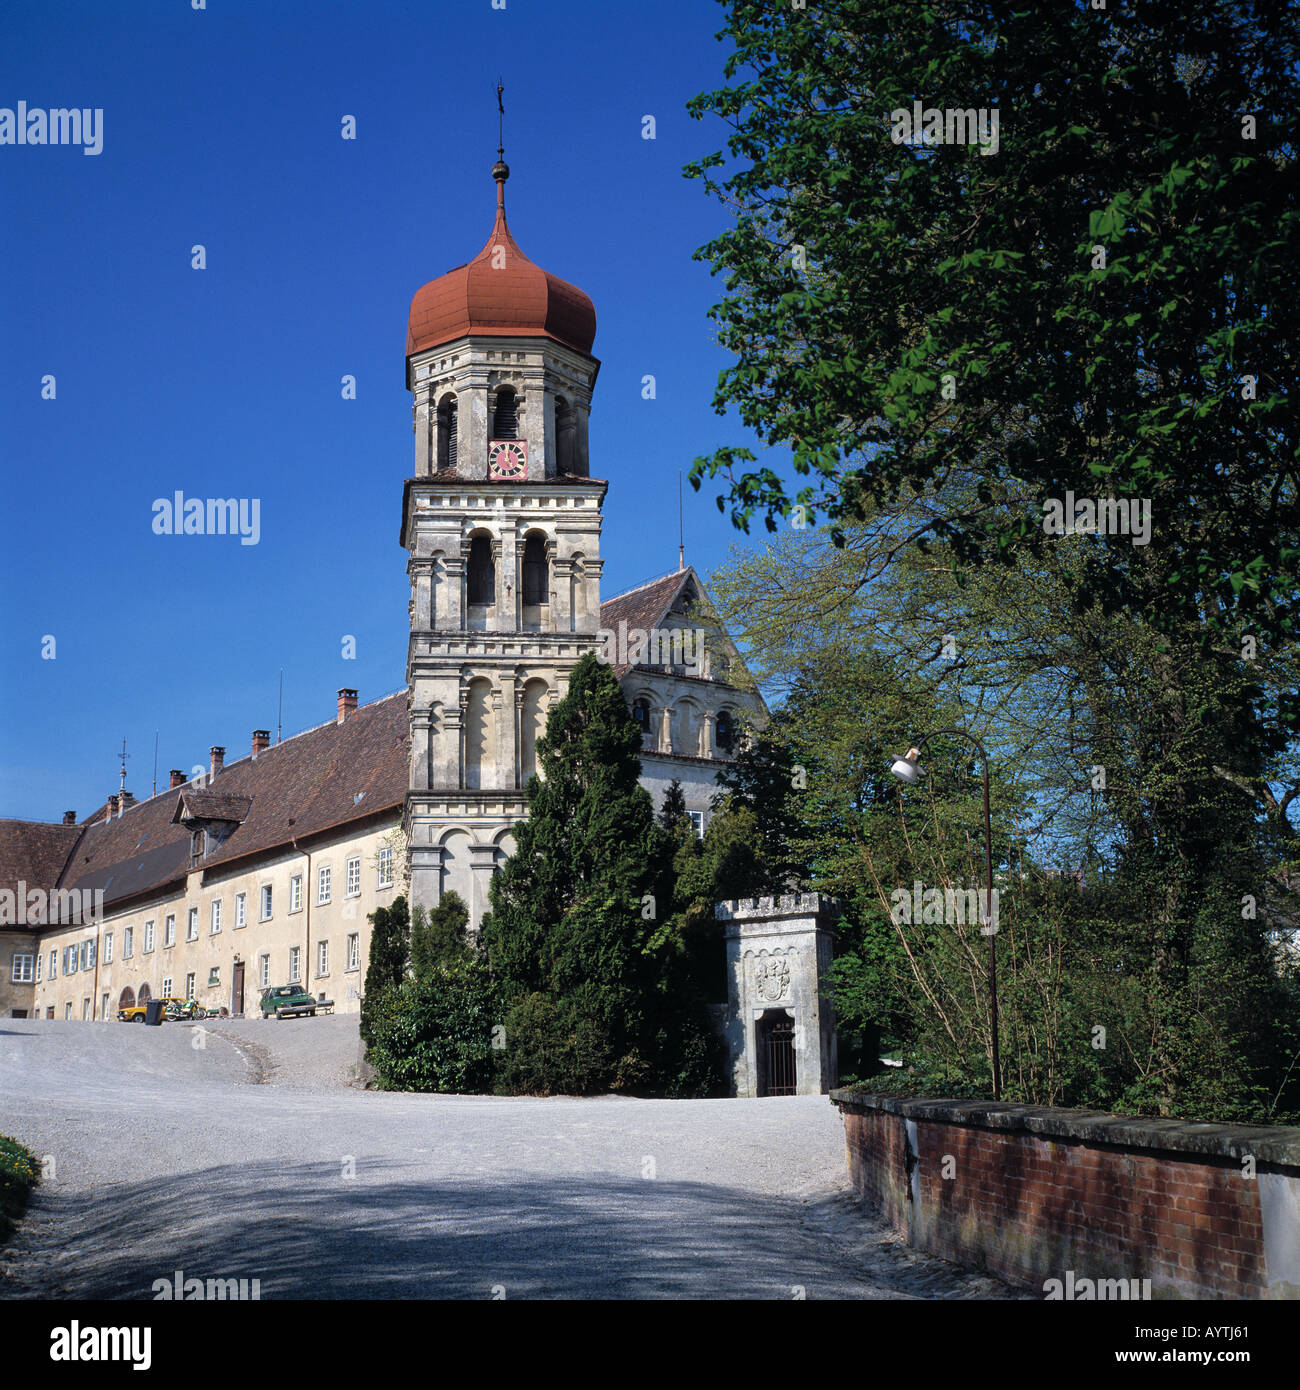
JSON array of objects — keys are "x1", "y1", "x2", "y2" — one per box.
[
  {"x1": 209, "y1": 746, "x2": 225, "y2": 782},
  {"x1": 252, "y1": 730, "x2": 270, "y2": 758},
  {"x1": 337, "y1": 688, "x2": 358, "y2": 724},
  {"x1": 105, "y1": 795, "x2": 119, "y2": 824},
  {"x1": 169, "y1": 769, "x2": 186, "y2": 790},
  {"x1": 119, "y1": 792, "x2": 137, "y2": 814},
  {"x1": 63, "y1": 811, "x2": 76, "y2": 825}
]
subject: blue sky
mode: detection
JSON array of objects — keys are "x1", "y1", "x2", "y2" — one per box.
[{"x1": 0, "y1": 0, "x2": 781, "y2": 822}]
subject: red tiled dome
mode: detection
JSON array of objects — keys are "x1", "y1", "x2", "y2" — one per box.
[{"x1": 406, "y1": 166, "x2": 596, "y2": 359}]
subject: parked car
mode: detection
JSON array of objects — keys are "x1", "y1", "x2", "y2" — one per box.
[
  {"x1": 259, "y1": 984, "x2": 318, "y2": 1019},
  {"x1": 118, "y1": 994, "x2": 189, "y2": 1022}
]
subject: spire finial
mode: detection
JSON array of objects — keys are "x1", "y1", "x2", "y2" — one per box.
[{"x1": 492, "y1": 77, "x2": 509, "y2": 212}]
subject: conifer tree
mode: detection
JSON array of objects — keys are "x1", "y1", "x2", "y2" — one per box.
[
  {"x1": 481, "y1": 653, "x2": 720, "y2": 1094},
  {"x1": 410, "y1": 891, "x2": 471, "y2": 983},
  {"x1": 360, "y1": 895, "x2": 410, "y2": 1046}
]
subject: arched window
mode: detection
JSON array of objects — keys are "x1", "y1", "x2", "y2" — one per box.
[
  {"x1": 555, "y1": 396, "x2": 575, "y2": 473},
  {"x1": 468, "y1": 535, "x2": 495, "y2": 607},
  {"x1": 437, "y1": 396, "x2": 458, "y2": 470},
  {"x1": 117, "y1": 986, "x2": 135, "y2": 1012},
  {"x1": 632, "y1": 698, "x2": 651, "y2": 732},
  {"x1": 522, "y1": 533, "x2": 548, "y2": 607},
  {"x1": 716, "y1": 709, "x2": 735, "y2": 753},
  {"x1": 138, "y1": 982, "x2": 151, "y2": 1002},
  {"x1": 464, "y1": 679, "x2": 494, "y2": 790},
  {"x1": 493, "y1": 387, "x2": 518, "y2": 440}
]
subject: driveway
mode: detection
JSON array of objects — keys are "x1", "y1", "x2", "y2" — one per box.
[{"x1": 0, "y1": 1017, "x2": 1013, "y2": 1299}]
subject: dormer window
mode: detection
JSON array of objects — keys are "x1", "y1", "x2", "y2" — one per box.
[
  {"x1": 493, "y1": 387, "x2": 518, "y2": 440},
  {"x1": 190, "y1": 829, "x2": 206, "y2": 866}
]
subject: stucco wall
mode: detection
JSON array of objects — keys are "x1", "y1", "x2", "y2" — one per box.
[{"x1": 27, "y1": 818, "x2": 402, "y2": 1020}]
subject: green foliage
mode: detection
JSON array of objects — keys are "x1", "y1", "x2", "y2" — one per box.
[
  {"x1": 365, "y1": 961, "x2": 500, "y2": 1094},
  {"x1": 658, "y1": 779, "x2": 689, "y2": 836},
  {"x1": 410, "y1": 891, "x2": 471, "y2": 983},
  {"x1": 709, "y1": 519, "x2": 1300, "y2": 1122},
  {"x1": 481, "y1": 653, "x2": 725, "y2": 1097},
  {"x1": 0, "y1": 1134, "x2": 39, "y2": 1246},
  {"x1": 686, "y1": 1, "x2": 1300, "y2": 644},
  {"x1": 360, "y1": 895, "x2": 410, "y2": 1048}
]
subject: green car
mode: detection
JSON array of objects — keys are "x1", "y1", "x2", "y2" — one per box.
[{"x1": 259, "y1": 984, "x2": 317, "y2": 1019}]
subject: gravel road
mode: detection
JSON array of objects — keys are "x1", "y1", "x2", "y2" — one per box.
[{"x1": 0, "y1": 1017, "x2": 1014, "y2": 1299}]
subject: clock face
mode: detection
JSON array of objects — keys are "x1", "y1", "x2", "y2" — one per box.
[{"x1": 488, "y1": 440, "x2": 527, "y2": 479}]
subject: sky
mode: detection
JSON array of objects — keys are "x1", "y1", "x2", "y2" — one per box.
[{"x1": 0, "y1": 0, "x2": 785, "y2": 822}]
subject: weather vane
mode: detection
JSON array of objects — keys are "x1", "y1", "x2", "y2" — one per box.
[
  {"x1": 115, "y1": 736, "x2": 130, "y2": 794},
  {"x1": 497, "y1": 77, "x2": 505, "y2": 162}
]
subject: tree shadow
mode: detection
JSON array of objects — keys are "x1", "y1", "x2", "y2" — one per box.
[{"x1": 13, "y1": 1161, "x2": 877, "y2": 1300}]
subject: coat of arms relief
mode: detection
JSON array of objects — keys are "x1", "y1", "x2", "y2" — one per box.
[{"x1": 754, "y1": 954, "x2": 791, "y2": 1003}]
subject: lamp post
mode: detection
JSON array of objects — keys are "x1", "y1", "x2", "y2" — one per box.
[{"x1": 889, "y1": 731, "x2": 1001, "y2": 1101}]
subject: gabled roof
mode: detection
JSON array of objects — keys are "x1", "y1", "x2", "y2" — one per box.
[
  {"x1": 599, "y1": 570, "x2": 700, "y2": 678},
  {"x1": 170, "y1": 791, "x2": 253, "y2": 826},
  {"x1": 54, "y1": 692, "x2": 409, "y2": 916},
  {"x1": 0, "y1": 818, "x2": 85, "y2": 930}
]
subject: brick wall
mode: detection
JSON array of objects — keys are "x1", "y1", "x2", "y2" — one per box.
[{"x1": 833, "y1": 1091, "x2": 1300, "y2": 1299}]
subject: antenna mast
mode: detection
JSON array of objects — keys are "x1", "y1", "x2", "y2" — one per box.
[
  {"x1": 277, "y1": 669, "x2": 284, "y2": 745},
  {"x1": 678, "y1": 471, "x2": 685, "y2": 571}
]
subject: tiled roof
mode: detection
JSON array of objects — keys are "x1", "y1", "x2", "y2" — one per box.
[
  {"x1": 54, "y1": 692, "x2": 409, "y2": 915},
  {"x1": 599, "y1": 570, "x2": 698, "y2": 677},
  {"x1": 0, "y1": 819, "x2": 85, "y2": 929},
  {"x1": 171, "y1": 791, "x2": 253, "y2": 825},
  {"x1": 407, "y1": 176, "x2": 596, "y2": 360}
]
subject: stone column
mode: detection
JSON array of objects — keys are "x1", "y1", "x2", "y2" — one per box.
[
  {"x1": 413, "y1": 385, "x2": 433, "y2": 476},
  {"x1": 659, "y1": 705, "x2": 674, "y2": 754},
  {"x1": 702, "y1": 710, "x2": 716, "y2": 760},
  {"x1": 433, "y1": 706, "x2": 458, "y2": 795},
  {"x1": 538, "y1": 388, "x2": 555, "y2": 480},
  {"x1": 411, "y1": 710, "x2": 433, "y2": 791},
  {"x1": 552, "y1": 557, "x2": 574, "y2": 633},
  {"x1": 493, "y1": 683, "x2": 515, "y2": 794},
  {"x1": 465, "y1": 378, "x2": 491, "y2": 478},
  {"x1": 468, "y1": 844, "x2": 500, "y2": 931},
  {"x1": 442, "y1": 555, "x2": 464, "y2": 631},
  {"x1": 408, "y1": 836, "x2": 444, "y2": 916}
]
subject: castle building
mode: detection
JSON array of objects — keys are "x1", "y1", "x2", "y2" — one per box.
[{"x1": 1, "y1": 160, "x2": 766, "y2": 1016}]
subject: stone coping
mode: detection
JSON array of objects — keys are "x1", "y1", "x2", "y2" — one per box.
[{"x1": 830, "y1": 1089, "x2": 1300, "y2": 1167}]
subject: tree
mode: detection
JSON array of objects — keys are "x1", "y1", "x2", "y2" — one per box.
[
  {"x1": 685, "y1": 1, "x2": 1300, "y2": 645},
  {"x1": 658, "y1": 779, "x2": 690, "y2": 837},
  {"x1": 410, "y1": 891, "x2": 471, "y2": 983},
  {"x1": 360, "y1": 895, "x2": 410, "y2": 1048},
  {"x1": 481, "y1": 653, "x2": 722, "y2": 1096}
]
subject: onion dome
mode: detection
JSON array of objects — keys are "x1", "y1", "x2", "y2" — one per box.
[{"x1": 406, "y1": 162, "x2": 596, "y2": 359}]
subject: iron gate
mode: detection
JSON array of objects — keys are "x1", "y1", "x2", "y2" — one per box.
[{"x1": 758, "y1": 1011, "x2": 797, "y2": 1096}]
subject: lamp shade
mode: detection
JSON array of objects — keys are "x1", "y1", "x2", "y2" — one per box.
[{"x1": 889, "y1": 747, "x2": 923, "y2": 784}]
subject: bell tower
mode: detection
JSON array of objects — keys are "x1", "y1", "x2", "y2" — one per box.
[{"x1": 401, "y1": 154, "x2": 606, "y2": 929}]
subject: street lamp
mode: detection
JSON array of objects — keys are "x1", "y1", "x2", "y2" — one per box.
[{"x1": 889, "y1": 729, "x2": 1001, "y2": 1101}]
